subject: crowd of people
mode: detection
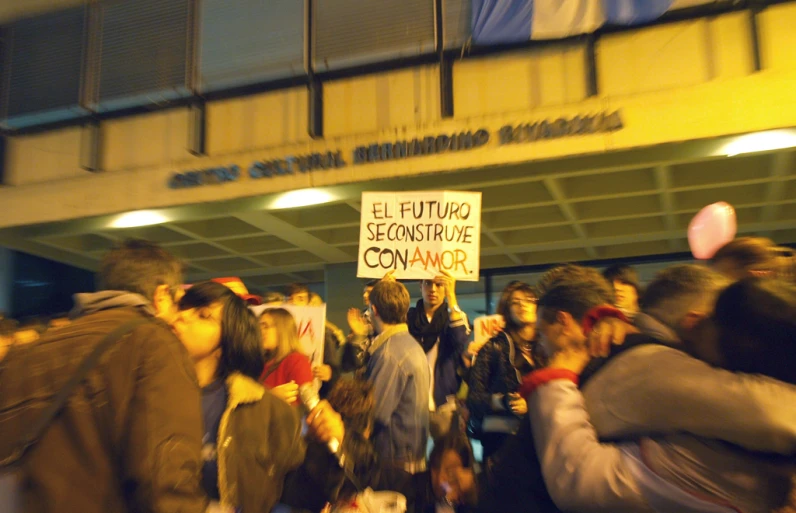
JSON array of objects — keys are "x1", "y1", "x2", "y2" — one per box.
[{"x1": 0, "y1": 235, "x2": 794, "y2": 513}]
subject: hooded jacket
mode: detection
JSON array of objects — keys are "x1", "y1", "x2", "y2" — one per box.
[{"x1": 0, "y1": 291, "x2": 207, "y2": 513}]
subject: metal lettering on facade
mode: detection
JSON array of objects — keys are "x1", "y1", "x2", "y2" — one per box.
[{"x1": 167, "y1": 111, "x2": 622, "y2": 189}]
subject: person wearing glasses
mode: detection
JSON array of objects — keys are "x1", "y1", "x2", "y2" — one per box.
[{"x1": 466, "y1": 281, "x2": 539, "y2": 463}]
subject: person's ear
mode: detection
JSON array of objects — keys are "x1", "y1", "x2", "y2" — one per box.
[
  {"x1": 370, "y1": 305, "x2": 380, "y2": 320},
  {"x1": 555, "y1": 310, "x2": 571, "y2": 326},
  {"x1": 557, "y1": 311, "x2": 581, "y2": 339},
  {"x1": 681, "y1": 311, "x2": 708, "y2": 332},
  {"x1": 152, "y1": 284, "x2": 174, "y2": 316}
]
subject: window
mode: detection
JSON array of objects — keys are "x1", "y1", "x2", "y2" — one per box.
[
  {"x1": 313, "y1": 0, "x2": 435, "y2": 72},
  {"x1": 1, "y1": 7, "x2": 88, "y2": 128},
  {"x1": 90, "y1": 0, "x2": 193, "y2": 112},
  {"x1": 199, "y1": 0, "x2": 305, "y2": 92}
]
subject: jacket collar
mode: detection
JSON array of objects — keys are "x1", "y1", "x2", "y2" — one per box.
[
  {"x1": 634, "y1": 312, "x2": 681, "y2": 345},
  {"x1": 368, "y1": 323, "x2": 409, "y2": 355},
  {"x1": 70, "y1": 290, "x2": 156, "y2": 319},
  {"x1": 225, "y1": 372, "x2": 265, "y2": 409}
]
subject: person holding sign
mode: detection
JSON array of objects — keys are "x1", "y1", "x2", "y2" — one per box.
[
  {"x1": 406, "y1": 270, "x2": 471, "y2": 438},
  {"x1": 259, "y1": 308, "x2": 314, "y2": 406},
  {"x1": 466, "y1": 281, "x2": 538, "y2": 462}
]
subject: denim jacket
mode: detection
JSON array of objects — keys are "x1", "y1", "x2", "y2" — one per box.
[{"x1": 366, "y1": 324, "x2": 430, "y2": 468}]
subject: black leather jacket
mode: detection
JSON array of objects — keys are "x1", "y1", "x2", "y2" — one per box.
[{"x1": 467, "y1": 331, "x2": 536, "y2": 425}]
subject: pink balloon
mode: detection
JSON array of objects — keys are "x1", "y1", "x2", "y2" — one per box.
[{"x1": 688, "y1": 202, "x2": 737, "y2": 260}]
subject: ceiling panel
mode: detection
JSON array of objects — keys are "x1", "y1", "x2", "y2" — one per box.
[
  {"x1": 270, "y1": 203, "x2": 361, "y2": 229},
  {"x1": 173, "y1": 217, "x2": 261, "y2": 238},
  {"x1": 41, "y1": 234, "x2": 115, "y2": 253},
  {"x1": 517, "y1": 247, "x2": 591, "y2": 265},
  {"x1": 215, "y1": 235, "x2": 297, "y2": 253},
  {"x1": 245, "y1": 274, "x2": 300, "y2": 288},
  {"x1": 483, "y1": 205, "x2": 566, "y2": 230},
  {"x1": 674, "y1": 183, "x2": 768, "y2": 210},
  {"x1": 669, "y1": 154, "x2": 772, "y2": 188},
  {"x1": 481, "y1": 181, "x2": 552, "y2": 209},
  {"x1": 293, "y1": 269, "x2": 326, "y2": 282},
  {"x1": 572, "y1": 194, "x2": 661, "y2": 220},
  {"x1": 260, "y1": 250, "x2": 325, "y2": 267},
  {"x1": 480, "y1": 254, "x2": 518, "y2": 268},
  {"x1": 582, "y1": 216, "x2": 667, "y2": 239},
  {"x1": 776, "y1": 202, "x2": 796, "y2": 221},
  {"x1": 168, "y1": 242, "x2": 232, "y2": 259},
  {"x1": 200, "y1": 256, "x2": 263, "y2": 272},
  {"x1": 596, "y1": 240, "x2": 672, "y2": 259},
  {"x1": 559, "y1": 168, "x2": 656, "y2": 200},
  {"x1": 308, "y1": 226, "x2": 360, "y2": 245},
  {"x1": 106, "y1": 225, "x2": 193, "y2": 243},
  {"x1": 771, "y1": 229, "x2": 796, "y2": 245},
  {"x1": 783, "y1": 179, "x2": 796, "y2": 199},
  {"x1": 500, "y1": 225, "x2": 578, "y2": 246}
]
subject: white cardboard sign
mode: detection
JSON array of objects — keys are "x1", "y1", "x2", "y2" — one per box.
[
  {"x1": 473, "y1": 314, "x2": 504, "y2": 345},
  {"x1": 356, "y1": 190, "x2": 482, "y2": 281}
]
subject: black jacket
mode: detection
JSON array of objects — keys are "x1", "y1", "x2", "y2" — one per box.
[{"x1": 467, "y1": 332, "x2": 534, "y2": 427}]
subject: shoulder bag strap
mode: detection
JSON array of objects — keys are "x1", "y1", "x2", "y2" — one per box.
[
  {"x1": 261, "y1": 356, "x2": 288, "y2": 382},
  {"x1": 1, "y1": 316, "x2": 151, "y2": 468}
]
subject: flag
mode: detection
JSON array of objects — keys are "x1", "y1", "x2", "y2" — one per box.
[{"x1": 471, "y1": 0, "x2": 716, "y2": 44}]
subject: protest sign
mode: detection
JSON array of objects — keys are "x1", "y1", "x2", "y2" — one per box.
[
  {"x1": 357, "y1": 191, "x2": 482, "y2": 281},
  {"x1": 251, "y1": 304, "x2": 326, "y2": 380},
  {"x1": 473, "y1": 314, "x2": 504, "y2": 345}
]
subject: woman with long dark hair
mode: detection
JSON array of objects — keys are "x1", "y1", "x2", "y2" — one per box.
[
  {"x1": 466, "y1": 280, "x2": 539, "y2": 462},
  {"x1": 172, "y1": 282, "x2": 335, "y2": 512}
]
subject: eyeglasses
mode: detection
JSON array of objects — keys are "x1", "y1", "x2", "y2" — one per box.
[{"x1": 510, "y1": 298, "x2": 537, "y2": 307}]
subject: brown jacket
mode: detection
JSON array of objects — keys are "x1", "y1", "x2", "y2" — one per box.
[
  {"x1": 216, "y1": 373, "x2": 305, "y2": 512},
  {"x1": 0, "y1": 293, "x2": 207, "y2": 513}
]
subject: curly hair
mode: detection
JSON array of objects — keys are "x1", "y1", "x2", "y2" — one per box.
[{"x1": 326, "y1": 377, "x2": 375, "y2": 435}]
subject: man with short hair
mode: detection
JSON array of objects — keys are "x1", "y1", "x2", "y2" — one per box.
[
  {"x1": 366, "y1": 279, "x2": 430, "y2": 476},
  {"x1": 526, "y1": 267, "x2": 796, "y2": 512},
  {"x1": 0, "y1": 239, "x2": 207, "y2": 513},
  {"x1": 286, "y1": 283, "x2": 310, "y2": 306},
  {"x1": 362, "y1": 279, "x2": 378, "y2": 309},
  {"x1": 407, "y1": 272, "x2": 470, "y2": 422}
]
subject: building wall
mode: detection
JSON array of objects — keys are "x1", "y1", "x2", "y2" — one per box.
[{"x1": 1, "y1": 5, "x2": 796, "y2": 230}]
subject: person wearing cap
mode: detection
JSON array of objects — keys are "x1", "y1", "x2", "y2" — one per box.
[{"x1": 211, "y1": 277, "x2": 262, "y2": 306}]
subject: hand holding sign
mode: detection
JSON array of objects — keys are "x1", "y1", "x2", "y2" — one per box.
[
  {"x1": 436, "y1": 270, "x2": 457, "y2": 302},
  {"x1": 357, "y1": 191, "x2": 482, "y2": 281}
]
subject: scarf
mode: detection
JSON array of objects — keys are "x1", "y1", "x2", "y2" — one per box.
[{"x1": 407, "y1": 299, "x2": 449, "y2": 353}]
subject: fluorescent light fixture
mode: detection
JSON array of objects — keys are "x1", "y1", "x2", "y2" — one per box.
[
  {"x1": 270, "y1": 188, "x2": 336, "y2": 209},
  {"x1": 723, "y1": 129, "x2": 796, "y2": 157},
  {"x1": 110, "y1": 210, "x2": 169, "y2": 228}
]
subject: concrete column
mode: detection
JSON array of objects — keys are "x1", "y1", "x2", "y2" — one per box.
[
  {"x1": 324, "y1": 262, "x2": 368, "y2": 332},
  {"x1": 0, "y1": 247, "x2": 13, "y2": 315}
]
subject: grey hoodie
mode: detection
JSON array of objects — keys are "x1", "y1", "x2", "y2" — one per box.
[{"x1": 70, "y1": 291, "x2": 156, "y2": 319}]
